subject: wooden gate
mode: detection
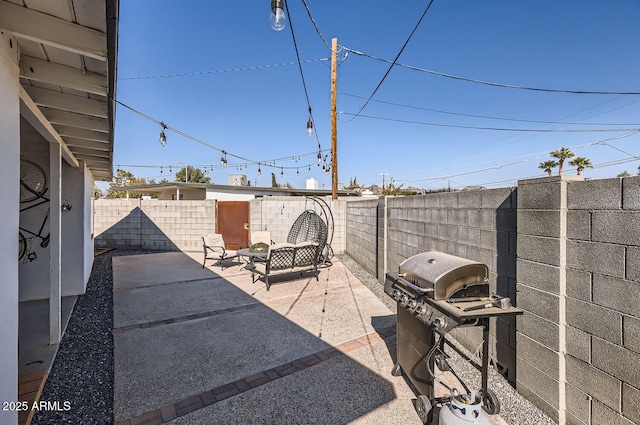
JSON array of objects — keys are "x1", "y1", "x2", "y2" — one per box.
[{"x1": 216, "y1": 201, "x2": 249, "y2": 250}]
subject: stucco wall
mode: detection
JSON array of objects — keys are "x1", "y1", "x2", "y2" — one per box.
[
  {"x1": 0, "y1": 31, "x2": 20, "y2": 425},
  {"x1": 18, "y1": 158, "x2": 92, "y2": 301}
]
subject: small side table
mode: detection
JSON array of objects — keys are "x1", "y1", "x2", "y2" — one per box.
[{"x1": 237, "y1": 248, "x2": 268, "y2": 270}]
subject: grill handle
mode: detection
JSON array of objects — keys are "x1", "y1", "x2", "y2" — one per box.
[{"x1": 392, "y1": 274, "x2": 434, "y2": 296}]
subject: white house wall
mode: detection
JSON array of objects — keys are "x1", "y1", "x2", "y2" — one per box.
[
  {"x1": 19, "y1": 154, "x2": 93, "y2": 300},
  {"x1": 61, "y1": 160, "x2": 93, "y2": 295},
  {"x1": 0, "y1": 31, "x2": 20, "y2": 425},
  {"x1": 205, "y1": 189, "x2": 254, "y2": 201}
]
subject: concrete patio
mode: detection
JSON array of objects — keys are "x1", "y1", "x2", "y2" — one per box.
[{"x1": 111, "y1": 251, "x2": 509, "y2": 425}]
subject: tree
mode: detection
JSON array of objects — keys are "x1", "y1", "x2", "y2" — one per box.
[
  {"x1": 569, "y1": 157, "x2": 593, "y2": 176},
  {"x1": 344, "y1": 177, "x2": 364, "y2": 192},
  {"x1": 550, "y1": 147, "x2": 575, "y2": 176},
  {"x1": 175, "y1": 166, "x2": 210, "y2": 183},
  {"x1": 106, "y1": 169, "x2": 148, "y2": 198},
  {"x1": 538, "y1": 160, "x2": 559, "y2": 177},
  {"x1": 382, "y1": 178, "x2": 405, "y2": 195},
  {"x1": 92, "y1": 185, "x2": 103, "y2": 199}
]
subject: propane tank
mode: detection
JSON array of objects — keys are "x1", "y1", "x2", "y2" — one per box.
[{"x1": 439, "y1": 389, "x2": 492, "y2": 425}]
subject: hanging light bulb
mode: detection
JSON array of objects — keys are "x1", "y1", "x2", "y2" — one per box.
[
  {"x1": 270, "y1": 0, "x2": 286, "y2": 31},
  {"x1": 306, "y1": 119, "x2": 313, "y2": 137},
  {"x1": 257, "y1": 163, "x2": 262, "y2": 176},
  {"x1": 317, "y1": 151, "x2": 322, "y2": 166},
  {"x1": 160, "y1": 166, "x2": 163, "y2": 174},
  {"x1": 308, "y1": 164, "x2": 311, "y2": 171},
  {"x1": 159, "y1": 122, "x2": 167, "y2": 147},
  {"x1": 280, "y1": 167, "x2": 284, "y2": 176},
  {"x1": 220, "y1": 151, "x2": 228, "y2": 167},
  {"x1": 296, "y1": 167, "x2": 300, "y2": 175}
]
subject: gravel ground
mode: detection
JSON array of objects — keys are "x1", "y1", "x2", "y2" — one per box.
[
  {"x1": 32, "y1": 249, "x2": 159, "y2": 425},
  {"x1": 337, "y1": 254, "x2": 556, "y2": 425}
]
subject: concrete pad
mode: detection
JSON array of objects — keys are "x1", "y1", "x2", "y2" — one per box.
[
  {"x1": 113, "y1": 251, "x2": 241, "y2": 290},
  {"x1": 113, "y1": 277, "x2": 252, "y2": 328},
  {"x1": 266, "y1": 283, "x2": 395, "y2": 346},
  {"x1": 114, "y1": 306, "x2": 333, "y2": 421},
  {"x1": 168, "y1": 336, "x2": 421, "y2": 425},
  {"x1": 113, "y1": 253, "x2": 509, "y2": 425},
  {"x1": 18, "y1": 296, "x2": 76, "y2": 375}
]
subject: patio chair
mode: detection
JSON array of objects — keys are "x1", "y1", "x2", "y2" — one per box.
[
  {"x1": 250, "y1": 230, "x2": 273, "y2": 246},
  {"x1": 202, "y1": 233, "x2": 237, "y2": 270},
  {"x1": 287, "y1": 210, "x2": 330, "y2": 265}
]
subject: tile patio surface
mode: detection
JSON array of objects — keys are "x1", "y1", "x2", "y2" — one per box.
[{"x1": 112, "y1": 251, "x2": 507, "y2": 425}]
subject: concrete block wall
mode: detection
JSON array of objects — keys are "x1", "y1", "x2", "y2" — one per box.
[
  {"x1": 344, "y1": 198, "x2": 379, "y2": 275},
  {"x1": 249, "y1": 196, "x2": 346, "y2": 255},
  {"x1": 565, "y1": 177, "x2": 640, "y2": 425},
  {"x1": 516, "y1": 175, "x2": 640, "y2": 425},
  {"x1": 344, "y1": 188, "x2": 519, "y2": 381},
  {"x1": 93, "y1": 199, "x2": 216, "y2": 252}
]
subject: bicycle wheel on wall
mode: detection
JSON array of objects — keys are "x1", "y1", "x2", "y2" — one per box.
[
  {"x1": 20, "y1": 159, "x2": 47, "y2": 203},
  {"x1": 19, "y1": 232, "x2": 26, "y2": 261}
]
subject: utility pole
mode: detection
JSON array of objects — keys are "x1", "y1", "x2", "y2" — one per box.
[
  {"x1": 380, "y1": 172, "x2": 388, "y2": 195},
  {"x1": 330, "y1": 37, "x2": 338, "y2": 200}
]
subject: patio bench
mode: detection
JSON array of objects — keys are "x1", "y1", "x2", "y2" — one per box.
[{"x1": 249, "y1": 241, "x2": 320, "y2": 290}]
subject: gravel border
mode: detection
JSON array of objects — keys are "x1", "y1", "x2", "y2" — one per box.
[
  {"x1": 337, "y1": 254, "x2": 556, "y2": 425},
  {"x1": 32, "y1": 249, "x2": 160, "y2": 425}
]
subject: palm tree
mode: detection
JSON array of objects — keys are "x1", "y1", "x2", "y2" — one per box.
[
  {"x1": 538, "y1": 160, "x2": 559, "y2": 177},
  {"x1": 550, "y1": 147, "x2": 575, "y2": 176},
  {"x1": 569, "y1": 157, "x2": 593, "y2": 176}
]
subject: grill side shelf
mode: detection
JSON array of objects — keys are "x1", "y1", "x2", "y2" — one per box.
[{"x1": 430, "y1": 298, "x2": 523, "y2": 321}]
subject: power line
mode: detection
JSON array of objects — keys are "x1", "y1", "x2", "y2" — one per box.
[
  {"x1": 394, "y1": 131, "x2": 640, "y2": 183},
  {"x1": 338, "y1": 112, "x2": 640, "y2": 133},
  {"x1": 341, "y1": 47, "x2": 640, "y2": 95},
  {"x1": 342, "y1": 0, "x2": 437, "y2": 123},
  {"x1": 339, "y1": 92, "x2": 640, "y2": 126},
  {"x1": 298, "y1": 0, "x2": 332, "y2": 50},
  {"x1": 117, "y1": 58, "x2": 329, "y2": 80}
]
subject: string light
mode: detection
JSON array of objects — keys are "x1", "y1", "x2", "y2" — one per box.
[
  {"x1": 280, "y1": 167, "x2": 284, "y2": 176},
  {"x1": 257, "y1": 163, "x2": 262, "y2": 175},
  {"x1": 159, "y1": 122, "x2": 167, "y2": 147},
  {"x1": 306, "y1": 118, "x2": 314, "y2": 137},
  {"x1": 270, "y1": 0, "x2": 286, "y2": 31},
  {"x1": 220, "y1": 151, "x2": 228, "y2": 167}
]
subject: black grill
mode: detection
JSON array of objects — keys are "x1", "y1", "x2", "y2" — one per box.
[{"x1": 384, "y1": 251, "x2": 522, "y2": 424}]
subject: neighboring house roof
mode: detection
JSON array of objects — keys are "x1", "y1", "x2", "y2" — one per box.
[
  {"x1": 110, "y1": 182, "x2": 362, "y2": 197},
  {"x1": 3, "y1": 0, "x2": 119, "y2": 181}
]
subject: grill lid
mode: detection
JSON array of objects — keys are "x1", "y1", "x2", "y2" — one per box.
[{"x1": 399, "y1": 251, "x2": 488, "y2": 300}]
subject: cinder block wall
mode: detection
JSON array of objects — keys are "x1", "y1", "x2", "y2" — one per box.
[
  {"x1": 345, "y1": 188, "x2": 519, "y2": 381},
  {"x1": 516, "y1": 176, "x2": 640, "y2": 425},
  {"x1": 93, "y1": 199, "x2": 216, "y2": 252},
  {"x1": 344, "y1": 198, "x2": 379, "y2": 275},
  {"x1": 566, "y1": 177, "x2": 640, "y2": 425},
  {"x1": 249, "y1": 196, "x2": 346, "y2": 255}
]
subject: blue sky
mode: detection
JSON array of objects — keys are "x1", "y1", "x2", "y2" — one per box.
[{"x1": 110, "y1": 0, "x2": 640, "y2": 191}]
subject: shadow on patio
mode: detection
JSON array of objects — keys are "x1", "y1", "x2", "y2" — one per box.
[{"x1": 111, "y1": 251, "x2": 422, "y2": 425}]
